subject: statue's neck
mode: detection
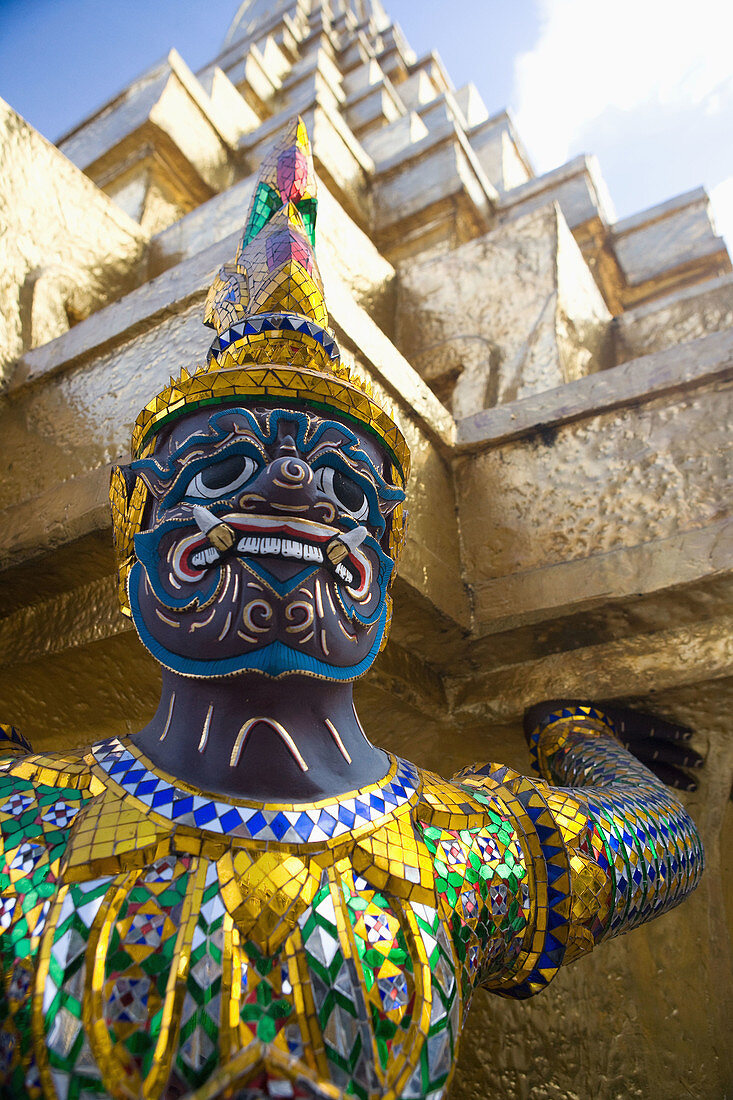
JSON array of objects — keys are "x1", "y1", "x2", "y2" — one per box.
[{"x1": 131, "y1": 668, "x2": 388, "y2": 802}]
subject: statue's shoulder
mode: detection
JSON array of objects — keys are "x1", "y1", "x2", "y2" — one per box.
[
  {"x1": 413, "y1": 760, "x2": 531, "y2": 889},
  {"x1": 0, "y1": 725, "x2": 101, "y2": 873},
  {"x1": 0, "y1": 724, "x2": 98, "y2": 791},
  {"x1": 415, "y1": 761, "x2": 521, "y2": 833}
]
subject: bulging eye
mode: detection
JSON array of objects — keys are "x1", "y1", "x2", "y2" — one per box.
[
  {"x1": 185, "y1": 454, "x2": 258, "y2": 499},
  {"x1": 315, "y1": 466, "x2": 369, "y2": 521}
]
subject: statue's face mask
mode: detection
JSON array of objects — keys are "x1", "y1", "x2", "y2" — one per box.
[{"x1": 119, "y1": 405, "x2": 404, "y2": 680}]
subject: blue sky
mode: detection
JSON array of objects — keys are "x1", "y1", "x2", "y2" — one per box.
[{"x1": 1, "y1": 0, "x2": 731, "y2": 245}]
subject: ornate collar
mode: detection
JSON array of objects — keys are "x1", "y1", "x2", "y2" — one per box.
[{"x1": 91, "y1": 736, "x2": 420, "y2": 845}]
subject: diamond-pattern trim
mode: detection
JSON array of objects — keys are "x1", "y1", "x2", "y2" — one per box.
[{"x1": 93, "y1": 738, "x2": 418, "y2": 844}]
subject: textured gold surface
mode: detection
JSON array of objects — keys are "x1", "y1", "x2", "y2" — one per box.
[
  {"x1": 449, "y1": 614, "x2": 733, "y2": 722},
  {"x1": 0, "y1": 101, "x2": 146, "y2": 375},
  {"x1": 455, "y1": 379, "x2": 732, "y2": 624},
  {"x1": 397, "y1": 204, "x2": 613, "y2": 419}
]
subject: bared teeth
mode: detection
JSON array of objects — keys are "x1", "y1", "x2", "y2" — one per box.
[
  {"x1": 236, "y1": 535, "x2": 323, "y2": 562},
  {"x1": 189, "y1": 533, "x2": 357, "y2": 586},
  {"x1": 191, "y1": 546, "x2": 222, "y2": 568},
  {"x1": 177, "y1": 521, "x2": 367, "y2": 594}
]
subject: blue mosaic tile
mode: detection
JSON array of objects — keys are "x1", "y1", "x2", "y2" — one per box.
[{"x1": 91, "y1": 737, "x2": 419, "y2": 844}]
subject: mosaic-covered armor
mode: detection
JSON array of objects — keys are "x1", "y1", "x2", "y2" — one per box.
[{"x1": 0, "y1": 706, "x2": 702, "y2": 1100}]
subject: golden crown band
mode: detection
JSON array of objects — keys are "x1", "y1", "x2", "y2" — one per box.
[{"x1": 132, "y1": 361, "x2": 411, "y2": 487}]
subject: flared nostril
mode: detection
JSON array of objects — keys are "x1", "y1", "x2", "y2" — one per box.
[
  {"x1": 237, "y1": 491, "x2": 266, "y2": 510},
  {"x1": 277, "y1": 434, "x2": 298, "y2": 456}
]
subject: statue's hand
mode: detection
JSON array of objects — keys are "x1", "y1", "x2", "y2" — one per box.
[{"x1": 523, "y1": 699, "x2": 704, "y2": 791}]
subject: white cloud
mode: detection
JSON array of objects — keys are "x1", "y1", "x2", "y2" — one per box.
[
  {"x1": 709, "y1": 177, "x2": 733, "y2": 254},
  {"x1": 513, "y1": 0, "x2": 733, "y2": 173}
]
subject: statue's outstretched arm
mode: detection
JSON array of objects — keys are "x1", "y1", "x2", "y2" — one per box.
[
  {"x1": 455, "y1": 702, "x2": 704, "y2": 999},
  {"x1": 525, "y1": 702, "x2": 704, "y2": 961}
]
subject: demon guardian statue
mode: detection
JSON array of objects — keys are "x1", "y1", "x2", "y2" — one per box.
[{"x1": 0, "y1": 120, "x2": 703, "y2": 1100}]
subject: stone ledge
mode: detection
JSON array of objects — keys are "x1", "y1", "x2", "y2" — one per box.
[
  {"x1": 0, "y1": 461, "x2": 118, "y2": 573},
  {"x1": 467, "y1": 109, "x2": 533, "y2": 190},
  {"x1": 1, "y1": 101, "x2": 148, "y2": 374},
  {"x1": 3, "y1": 238, "x2": 229, "y2": 395},
  {"x1": 618, "y1": 271, "x2": 733, "y2": 325},
  {"x1": 613, "y1": 186, "x2": 710, "y2": 236},
  {"x1": 456, "y1": 325, "x2": 733, "y2": 449},
  {"x1": 370, "y1": 109, "x2": 496, "y2": 201},
  {"x1": 614, "y1": 273, "x2": 733, "y2": 362},
  {"x1": 57, "y1": 49, "x2": 246, "y2": 232},
  {"x1": 470, "y1": 519, "x2": 732, "y2": 635},
  {"x1": 449, "y1": 612, "x2": 733, "y2": 721},
  {"x1": 371, "y1": 120, "x2": 497, "y2": 261},
  {"x1": 0, "y1": 575, "x2": 128, "y2": 670},
  {"x1": 497, "y1": 154, "x2": 616, "y2": 229}
]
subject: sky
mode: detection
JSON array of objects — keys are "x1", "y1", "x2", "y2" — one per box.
[{"x1": 1, "y1": 0, "x2": 732, "y2": 247}]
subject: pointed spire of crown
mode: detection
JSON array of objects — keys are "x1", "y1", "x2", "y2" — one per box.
[{"x1": 203, "y1": 117, "x2": 336, "y2": 372}]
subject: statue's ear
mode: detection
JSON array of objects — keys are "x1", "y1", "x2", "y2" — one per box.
[
  {"x1": 109, "y1": 464, "x2": 150, "y2": 619},
  {"x1": 110, "y1": 464, "x2": 131, "y2": 519},
  {"x1": 379, "y1": 496, "x2": 402, "y2": 518},
  {"x1": 379, "y1": 474, "x2": 407, "y2": 519},
  {"x1": 110, "y1": 464, "x2": 137, "y2": 556},
  {"x1": 116, "y1": 463, "x2": 137, "y2": 497}
]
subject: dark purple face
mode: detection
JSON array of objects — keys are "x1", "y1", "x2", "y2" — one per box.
[{"x1": 125, "y1": 404, "x2": 404, "y2": 680}]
